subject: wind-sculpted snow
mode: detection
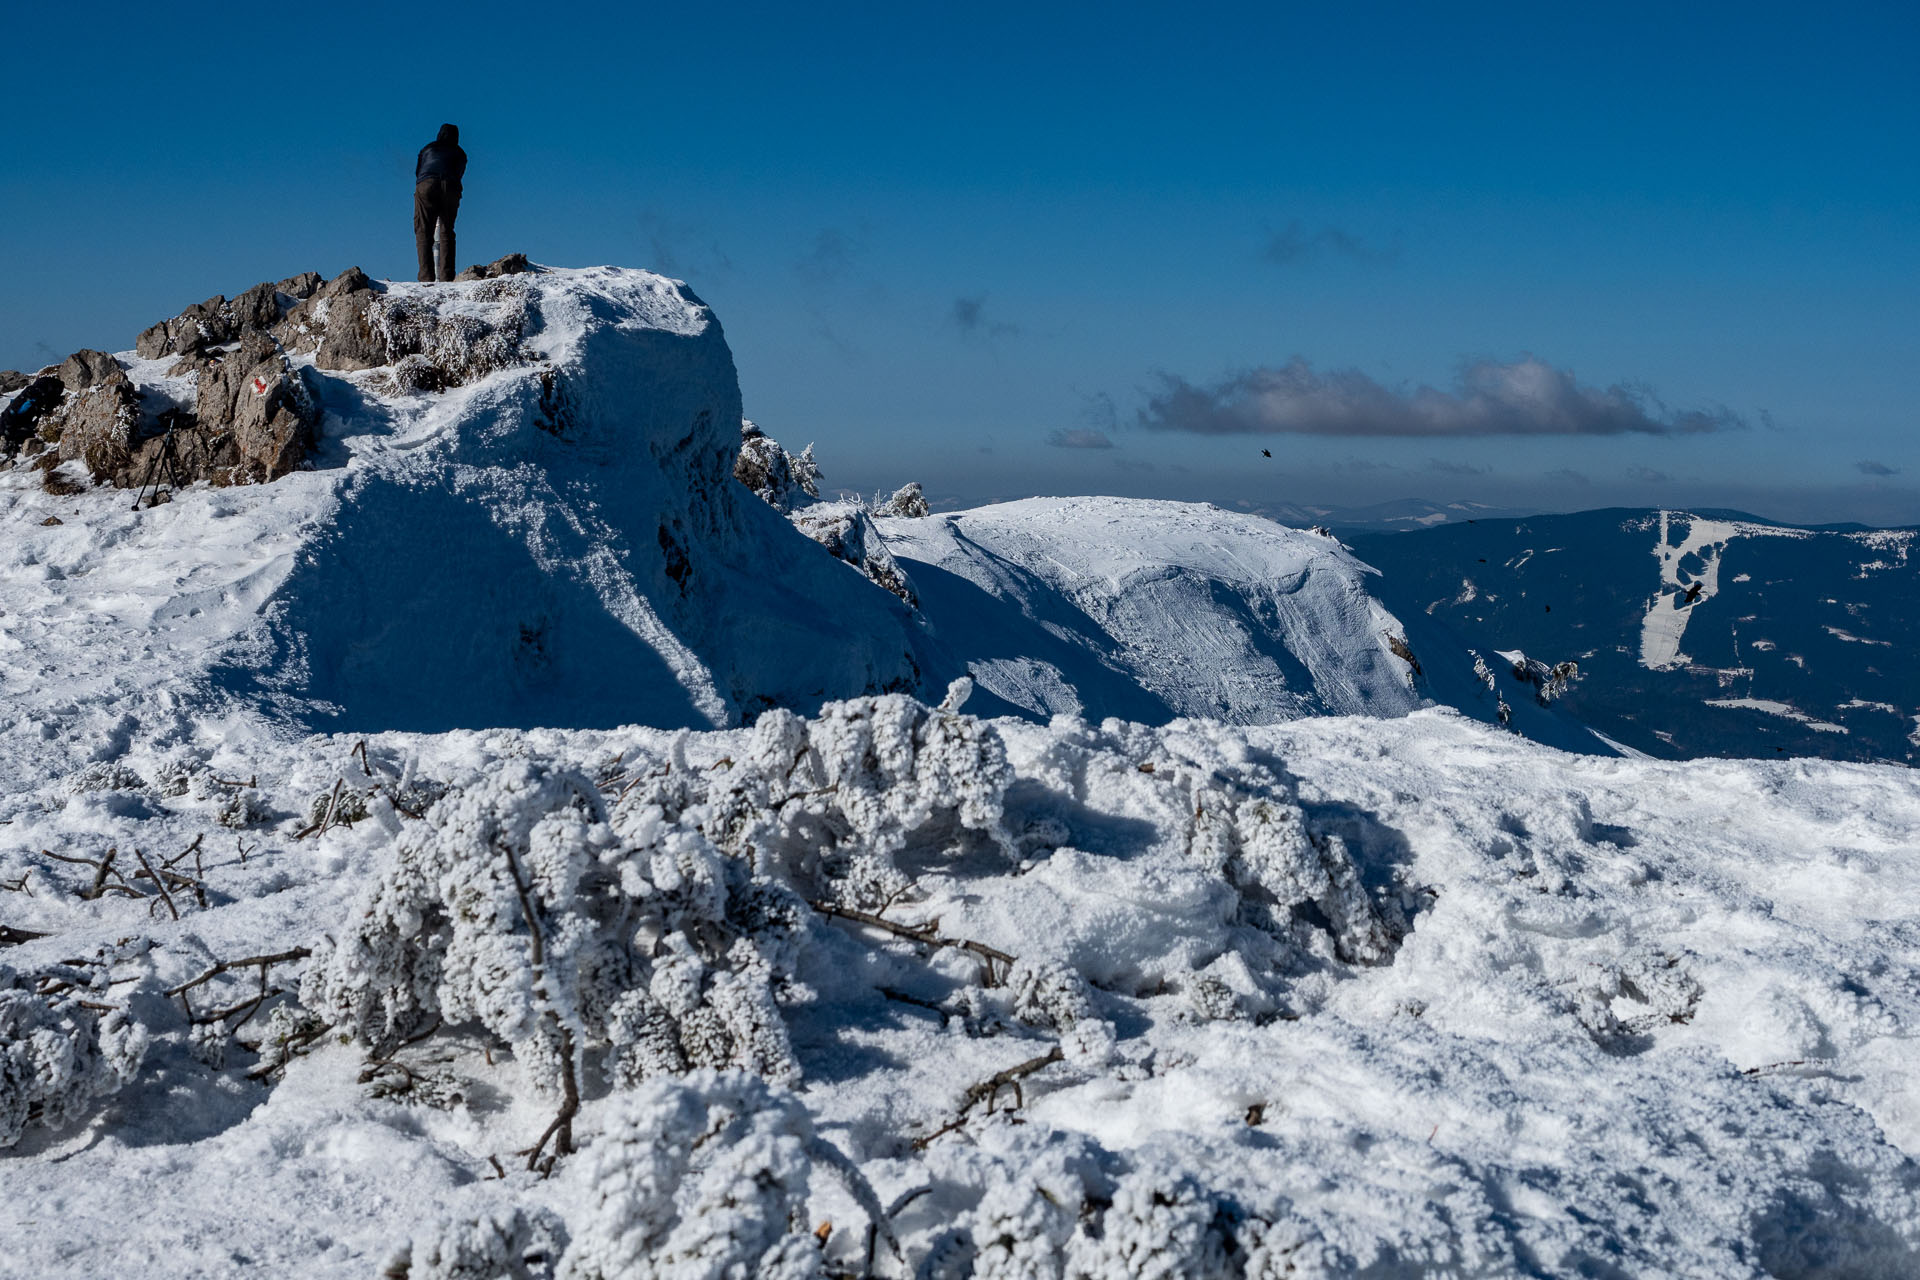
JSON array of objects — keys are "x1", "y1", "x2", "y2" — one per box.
[
  {"x1": 875, "y1": 497, "x2": 1423, "y2": 725},
  {"x1": 4, "y1": 691, "x2": 1919, "y2": 1275}
]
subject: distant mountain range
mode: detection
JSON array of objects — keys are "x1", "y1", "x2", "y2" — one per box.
[
  {"x1": 1250, "y1": 497, "x2": 1539, "y2": 532},
  {"x1": 1348, "y1": 508, "x2": 1919, "y2": 765}
]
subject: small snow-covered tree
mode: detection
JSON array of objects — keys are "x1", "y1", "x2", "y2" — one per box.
[
  {"x1": 735, "y1": 420, "x2": 821, "y2": 512},
  {"x1": 665, "y1": 688, "x2": 1014, "y2": 908},
  {"x1": 0, "y1": 964, "x2": 149, "y2": 1149},
  {"x1": 1063, "y1": 1168, "x2": 1234, "y2": 1280},
  {"x1": 556, "y1": 1071, "x2": 831, "y2": 1280},
  {"x1": 874, "y1": 482, "x2": 930, "y2": 518},
  {"x1": 302, "y1": 758, "x2": 811, "y2": 1147},
  {"x1": 384, "y1": 1206, "x2": 565, "y2": 1280}
]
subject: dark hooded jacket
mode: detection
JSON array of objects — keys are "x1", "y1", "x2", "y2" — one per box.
[{"x1": 415, "y1": 124, "x2": 467, "y2": 190}]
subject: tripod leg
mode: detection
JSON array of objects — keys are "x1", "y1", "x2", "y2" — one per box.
[{"x1": 133, "y1": 446, "x2": 161, "y2": 511}]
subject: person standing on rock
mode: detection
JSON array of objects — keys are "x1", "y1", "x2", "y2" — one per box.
[{"x1": 414, "y1": 123, "x2": 467, "y2": 283}]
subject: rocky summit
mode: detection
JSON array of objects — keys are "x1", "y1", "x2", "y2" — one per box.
[{"x1": 0, "y1": 253, "x2": 537, "y2": 496}]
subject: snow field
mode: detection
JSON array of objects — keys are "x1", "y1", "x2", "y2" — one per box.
[{"x1": 1, "y1": 695, "x2": 1916, "y2": 1277}]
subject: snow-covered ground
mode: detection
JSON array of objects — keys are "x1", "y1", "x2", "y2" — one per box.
[
  {"x1": 4, "y1": 267, "x2": 1918, "y2": 1277},
  {"x1": 2, "y1": 701, "x2": 1917, "y2": 1277}
]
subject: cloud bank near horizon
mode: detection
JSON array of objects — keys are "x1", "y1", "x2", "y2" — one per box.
[{"x1": 1137, "y1": 356, "x2": 1745, "y2": 438}]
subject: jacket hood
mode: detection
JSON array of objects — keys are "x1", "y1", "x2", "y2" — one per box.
[{"x1": 436, "y1": 123, "x2": 459, "y2": 145}]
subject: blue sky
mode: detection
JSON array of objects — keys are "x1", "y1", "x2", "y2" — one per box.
[{"x1": 5, "y1": 1, "x2": 1916, "y2": 522}]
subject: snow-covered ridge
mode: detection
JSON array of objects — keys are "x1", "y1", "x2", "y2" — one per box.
[{"x1": 876, "y1": 497, "x2": 1422, "y2": 724}]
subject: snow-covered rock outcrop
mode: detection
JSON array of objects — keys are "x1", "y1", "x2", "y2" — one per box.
[
  {"x1": 0, "y1": 265, "x2": 922, "y2": 755},
  {"x1": 876, "y1": 497, "x2": 1424, "y2": 724}
]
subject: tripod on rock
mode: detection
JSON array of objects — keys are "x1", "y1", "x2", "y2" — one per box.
[{"x1": 132, "y1": 410, "x2": 190, "y2": 511}]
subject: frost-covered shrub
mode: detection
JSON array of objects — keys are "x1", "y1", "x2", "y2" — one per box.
[
  {"x1": 305, "y1": 785, "x2": 372, "y2": 829},
  {"x1": 666, "y1": 688, "x2": 1013, "y2": 906},
  {"x1": 303, "y1": 758, "x2": 807, "y2": 1093},
  {"x1": 1064, "y1": 1168, "x2": 1233, "y2": 1280},
  {"x1": 556, "y1": 1071, "x2": 828, "y2": 1280},
  {"x1": 930, "y1": 1148, "x2": 1241, "y2": 1280},
  {"x1": 63, "y1": 760, "x2": 145, "y2": 795},
  {"x1": 874, "y1": 482, "x2": 929, "y2": 518},
  {"x1": 372, "y1": 289, "x2": 528, "y2": 389},
  {"x1": 386, "y1": 1205, "x2": 565, "y2": 1280},
  {"x1": 1009, "y1": 959, "x2": 1114, "y2": 1065},
  {"x1": 0, "y1": 965, "x2": 149, "y2": 1148},
  {"x1": 1572, "y1": 952, "x2": 1702, "y2": 1042},
  {"x1": 734, "y1": 420, "x2": 820, "y2": 512},
  {"x1": 1189, "y1": 790, "x2": 1399, "y2": 968}
]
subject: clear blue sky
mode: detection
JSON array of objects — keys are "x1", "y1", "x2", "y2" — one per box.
[{"x1": 5, "y1": 1, "x2": 1916, "y2": 522}]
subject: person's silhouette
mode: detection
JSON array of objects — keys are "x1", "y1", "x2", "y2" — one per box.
[{"x1": 414, "y1": 124, "x2": 468, "y2": 283}]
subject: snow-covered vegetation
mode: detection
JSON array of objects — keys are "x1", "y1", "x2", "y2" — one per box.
[{"x1": 3, "y1": 265, "x2": 1917, "y2": 1276}]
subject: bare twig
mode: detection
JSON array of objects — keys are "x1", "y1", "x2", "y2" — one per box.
[
  {"x1": 1, "y1": 924, "x2": 50, "y2": 946},
  {"x1": 210, "y1": 773, "x2": 257, "y2": 788},
  {"x1": 868, "y1": 1184, "x2": 934, "y2": 1274},
  {"x1": 131, "y1": 847, "x2": 179, "y2": 920},
  {"x1": 913, "y1": 1046, "x2": 1064, "y2": 1149},
  {"x1": 294, "y1": 779, "x2": 345, "y2": 840},
  {"x1": 375, "y1": 782, "x2": 428, "y2": 820},
  {"x1": 0, "y1": 873, "x2": 29, "y2": 896},
  {"x1": 879, "y1": 987, "x2": 945, "y2": 1014},
  {"x1": 352, "y1": 740, "x2": 373, "y2": 777},
  {"x1": 166, "y1": 948, "x2": 312, "y2": 998},
  {"x1": 132, "y1": 863, "x2": 207, "y2": 909},
  {"x1": 244, "y1": 1024, "x2": 325, "y2": 1079},
  {"x1": 811, "y1": 900, "x2": 1015, "y2": 983},
  {"x1": 162, "y1": 833, "x2": 205, "y2": 871},
  {"x1": 191, "y1": 986, "x2": 289, "y2": 1027},
  {"x1": 41, "y1": 847, "x2": 141, "y2": 900},
  {"x1": 502, "y1": 841, "x2": 579, "y2": 1172}
]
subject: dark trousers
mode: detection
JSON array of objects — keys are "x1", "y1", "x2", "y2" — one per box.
[{"x1": 414, "y1": 179, "x2": 460, "y2": 282}]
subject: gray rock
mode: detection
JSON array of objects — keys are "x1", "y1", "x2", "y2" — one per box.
[
  {"x1": 190, "y1": 331, "x2": 316, "y2": 482},
  {"x1": 134, "y1": 321, "x2": 173, "y2": 360},
  {"x1": 229, "y1": 281, "x2": 283, "y2": 333},
  {"x1": 318, "y1": 266, "x2": 372, "y2": 299},
  {"x1": 455, "y1": 252, "x2": 533, "y2": 282},
  {"x1": 276, "y1": 271, "x2": 323, "y2": 300},
  {"x1": 57, "y1": 349, "x2": 123, "y2": 393},
  {"x1": 51, "y1": 352, "x2": 141, "y2": 480},
  {"x1": 137, "y1": 296, "x2": 235, "y2": 360},
  {"x1": 0, "y1": 370, "x2": 27, "y2": 395},
  {"x1": 313, "y1": 288, "x2": 386, "y2": 371}
]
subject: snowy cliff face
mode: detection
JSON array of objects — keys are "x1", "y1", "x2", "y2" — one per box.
[
  {"x1": 875, "y1": 497, "x2": 1424, "y2": 724},
  {"x1": 0, "y1": 266, "x2": 921, "y2": 758}
]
